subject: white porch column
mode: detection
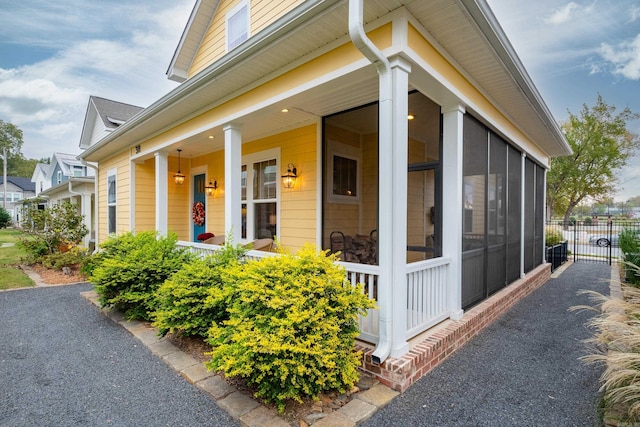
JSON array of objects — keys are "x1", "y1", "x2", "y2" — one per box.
[
  {"x1": 80, "y1": 193, "x2": 92, "y2": 248},
  {"x1": 224, "y1": 123, "x2": 242, "y2": 244},
  {"x1": 389, "y1": 56, "x2": 411, "y2": 358},
  {"x1": 155, "y1": 151, "x2": 168, "y2": 236},
  {"x1": 442, "y1": 103, "x2": 465, "y2": 320}
]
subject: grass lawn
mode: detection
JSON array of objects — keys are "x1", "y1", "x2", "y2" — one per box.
[{"x1": 0, "y1": 228, "x2": 34, "y2": 290}]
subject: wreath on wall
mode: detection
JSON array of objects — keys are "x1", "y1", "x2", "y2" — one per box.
[{"x1": 192, "y1": 201, "x2": 205, "y2": 226}]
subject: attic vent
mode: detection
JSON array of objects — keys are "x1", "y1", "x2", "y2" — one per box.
[{"x1": 106, "y1": 116, "x2": 126, "y2": 126}]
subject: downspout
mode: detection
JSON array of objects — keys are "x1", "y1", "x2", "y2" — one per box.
[
  {"x1": 81, "y1": 160, "x2": 99, "y2": 253},
  {"x1": 348, "y1": 0, "x2": 393, "y2": 364}
]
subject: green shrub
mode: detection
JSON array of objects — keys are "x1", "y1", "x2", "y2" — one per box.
[
  {"x1": 89, "y1": 231, "x2": 194, "y2": 321},
  {"x1": 584, "y1": 216, "x2": 593, "y2": 226},
  {"x1": 569, "y1": 216, "x2": 577, "y2": 226},
  {"x1": 153, "y1": 242, "x2": 246, "y2": 337},
  {"x1": 19, "y1": 201, "x2": 88, "y2": 261},
  {"x1": 205, "y1": 244, "x2": 376, "y2": 412},
  {"x1": 545, "y1": 226, "x2": 564, "y2": 247},
  {"x1": 42, "y1": 247, "x2": 89, "y2": 270},
  {"x1": 0, "y1": 207, "x2": 11, "y2": 228}
]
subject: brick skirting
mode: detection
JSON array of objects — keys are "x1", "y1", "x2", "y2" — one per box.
[{"x1": 359, "y1": 263, "x2": 551, "y2": 392}]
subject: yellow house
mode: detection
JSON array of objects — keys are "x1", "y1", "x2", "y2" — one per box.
[{"x1": 79, "y1": 0, "x2": 570, "y2": 391}]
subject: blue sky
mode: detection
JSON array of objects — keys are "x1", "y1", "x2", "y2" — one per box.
[{"x1": 0, "y1": 0, "x2": 638, "y2": 201}]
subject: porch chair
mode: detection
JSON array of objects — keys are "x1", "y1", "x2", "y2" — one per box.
[
  {"x1": 202, "y1": 235, "x2": 225, "y2": 245},
  {"x1": 246, "y1": 238, "x2": 274, "y2": 252}
]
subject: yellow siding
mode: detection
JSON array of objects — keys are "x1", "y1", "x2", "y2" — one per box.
[
  {"x1": 135, "y1": 159, "x2": 156, "y2": 232},
  {"x1": 170, "y1": 125, "x2": 317, "y2": 251},
  {"x1": 407, "y1": 24, "x2": 548, "y2": 163},
  {"x1": 189, "y1": 0, "x2": 303, "y2": 78},
  {"x1": 137, "y1": 24, "x2": 391, "y2": 158},
  {"x1": 97, "y1": 152, "x2": 130, "y2": 242},
  {"x1": 168, "y1": 155, "x2": 191, "y2": 241}
]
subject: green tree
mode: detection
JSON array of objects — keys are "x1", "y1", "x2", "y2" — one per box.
[
  {"x1": 0, "y1": 119, "x2": 24, "y2": 154},
  {"x1": 0, "y1": 207, "x2": 11, "y2": 228},
  {"x1": 547, "y1": 95, "x2": 640, "y2": 223},
  {"x1": 19, "y1": 201, "x2": 88, "y2": 259},
  {"x1": 0, "y1": 120, "x2": 46, "y2": 178}
]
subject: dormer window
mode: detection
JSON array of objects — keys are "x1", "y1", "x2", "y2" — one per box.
[
  {"x1": 226, "y1": 0, "x2": 249, "y2": 51},
  {"x1": 57, "y1": 171, "x2": 62, "y2": 184}
]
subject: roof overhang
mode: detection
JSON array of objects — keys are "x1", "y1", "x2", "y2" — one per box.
[{"x1": 81, "y1": 0, "x2": 570, "y2": 163}]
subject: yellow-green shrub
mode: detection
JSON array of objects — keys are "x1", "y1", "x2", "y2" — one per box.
[
  {"x1": 205, "y1": 244, "x2": 376, "y2": 412},
  {"x1": 153, "y1": 242, "x2": 246, "y2": 337}
]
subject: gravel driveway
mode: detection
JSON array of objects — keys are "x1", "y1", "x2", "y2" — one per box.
[
  {"x1": 364, "y1": 262, "x2": 610, "y2": 427},
  {"x1": 0, "y1": 283, "x2": 239, "y2": 427}
]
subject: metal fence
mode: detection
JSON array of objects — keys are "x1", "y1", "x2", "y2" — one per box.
[{"x1": 546, "y1": 220, "x2": 640, "y2": 266}]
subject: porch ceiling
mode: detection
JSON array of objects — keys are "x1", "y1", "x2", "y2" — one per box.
[{"x1": 81, "y1": 0, "x2": 569, "y2": 162}]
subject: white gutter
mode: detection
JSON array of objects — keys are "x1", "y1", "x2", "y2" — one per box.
[{"x1": 348, "y1": 0, "x2": 393, "y2": 365}]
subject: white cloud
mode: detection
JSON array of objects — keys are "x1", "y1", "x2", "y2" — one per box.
[
  {"x1": 598, "y1": 34, "x2": 640, "y2": 80},
  {"x1": 0, "y1": 0, "x2": 191, "y2": 160},
  {"x1": 630, "y1": 5, "x2": 640, "y2": 23},
  {"x1": 546, "y1": 2, "x2": 580, "y2": 24}
]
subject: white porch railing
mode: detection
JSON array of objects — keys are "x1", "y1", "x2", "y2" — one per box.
[
  {"x1": 177, "y1": 241, "x2": 278, "y2": 260},
  {"x1": 176, "y1": 242, "x2": 451, "y2": 345},
  {"x1": 338, "y1": 261, "x2": 380, "y2": 344},
  {"x1": 405, "y1": 257, "x2": 451, "y2": 339}
]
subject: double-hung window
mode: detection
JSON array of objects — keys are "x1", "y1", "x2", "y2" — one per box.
[
  {"x1": 241, "y1": 150, "x2": 278, "y2": 241},
  {"x1": 107, "y1": 169, "x2": 117, "y2": 234},
  {"x1": 226, "y1": 0, "x2": 249, "y2": 51}
]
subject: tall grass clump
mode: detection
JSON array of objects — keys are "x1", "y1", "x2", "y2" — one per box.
[{"x1": 573, "y1": 276, "x2": 640, "y2": 424}]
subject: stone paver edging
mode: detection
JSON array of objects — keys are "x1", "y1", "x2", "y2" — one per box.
[{"x1": 80, "y1": 290, "x2": 398, "y2": 426}]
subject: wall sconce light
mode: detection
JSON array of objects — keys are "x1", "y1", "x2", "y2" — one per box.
[
  {"x1": 174, "y1": 149, "x2": 185, "y2": 185},
  {"x1": 281, "y1": 163, "x2": 297, "y2": 189},
  {"x1": 205, "y1": 180, "x2": 218, "y2": 196}
]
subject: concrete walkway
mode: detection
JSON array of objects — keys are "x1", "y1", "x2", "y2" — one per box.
[{"x1": 363, "y1": 262, "x2": 611, "y2": 427}]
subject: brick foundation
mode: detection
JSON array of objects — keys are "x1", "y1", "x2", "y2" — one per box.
[{"x1": 358, "y1": 263, "x2": 551, "y2": 392}]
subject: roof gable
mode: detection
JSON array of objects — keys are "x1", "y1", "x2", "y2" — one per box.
[
  {"x1": 0, "y1": 176, "x2": 36, "y2": 192},
  {"x1": 79, "y1": 96, "x2": 143, "y2": 149},
  {"x1": 167, "y1": 0, "x2": 221, "y2": 82}
]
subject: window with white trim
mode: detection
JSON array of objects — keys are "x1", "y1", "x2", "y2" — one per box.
[
  {"x1": 107, "y1": 169, "x2": 116, "y2": 234},
  {"x1": 241, "y1": 150, "x2": 278, "y2": 241},
  {"x1": 226, "y1": 0, "x2": 249, "y2": 51},
  {"x1": 56, "y1": 170, "x2": 62, "y2": 184}
]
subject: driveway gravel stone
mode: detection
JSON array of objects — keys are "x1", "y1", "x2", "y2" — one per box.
[
  {"x1": 0, "y1": 283, "x2": 239, "y2": 427},
  {"x1": 363, "y1": 263, "x2": 610, "y2": 427}
]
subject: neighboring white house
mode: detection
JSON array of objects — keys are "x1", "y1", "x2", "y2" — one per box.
[
  {"x1": 27, "y1": 97, "x2": 143, "y2": 249},
  {"x1": 79, "y1": 96, "x2": 144, "y2": 150},
  {"x1": 0, "y1": 176, "x2": 36, "y2": 224}
]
